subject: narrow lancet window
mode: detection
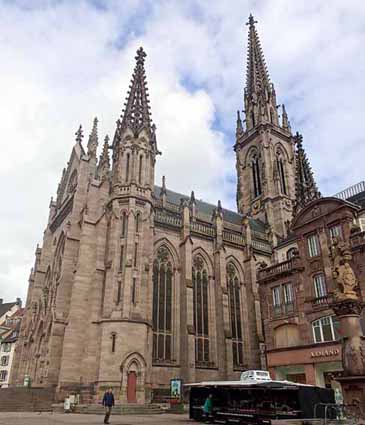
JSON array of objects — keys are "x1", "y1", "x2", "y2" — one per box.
[
  {"x1": 251, "y1": 155, "x2": 262, "y2": 197},
  {"x1": 192, "y1": 255, "x2": 210, "y2": 364},
  {"x1": 227, "y1": 263, "x2": 244, "y2": 368},
  {"x1": 126, "y1": 153, "x2": 130, "y2": 182},
  {"x1": 138, "y1": 155, "x2": 143, "y2": 184}
]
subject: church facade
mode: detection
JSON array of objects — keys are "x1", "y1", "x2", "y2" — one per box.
[{"x1": 10, "y1": 17, "x2": 322, "y2": 403}]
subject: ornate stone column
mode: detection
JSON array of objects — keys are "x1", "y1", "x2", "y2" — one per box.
[{"x1": 330, "y1": 239, "x2": 365, "y2": 417}]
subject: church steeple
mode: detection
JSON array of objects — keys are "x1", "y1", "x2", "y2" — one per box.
[
  {"x1": 293, "y1": 132, "x2": 321, "y2": 214},
  {"x1": 244, "y1": 15, "x2": 279, "y2": 130},
  {"x1": 235, "y1": 16, "x2": 297, "y2": 238},
  {"x1": 111, "y1": 47, "x2": 159, "y2": 193}
]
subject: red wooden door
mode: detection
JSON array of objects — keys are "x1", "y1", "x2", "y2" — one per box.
[{"x1": 127, "y1": 371, "x2": 137, "y2": 403}]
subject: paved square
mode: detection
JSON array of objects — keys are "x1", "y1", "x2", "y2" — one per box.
[{"x1": 0, "y1": 413, "x2": 192, "y2": 425}]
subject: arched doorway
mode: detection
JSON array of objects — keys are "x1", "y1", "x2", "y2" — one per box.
[
  {"x1": 120, "y1": 352, "x2": 147, "y2": 404},
  {"x1": 127, "y1": 371, "x2": 137, "y2": 403}
]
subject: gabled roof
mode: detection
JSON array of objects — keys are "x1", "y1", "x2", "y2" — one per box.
[{"x1": 0, "y1": 302, "x2": 17, "y2": 321}]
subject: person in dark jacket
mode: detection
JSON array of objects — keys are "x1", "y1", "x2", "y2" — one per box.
[{"x1": 102, "y1": 388, "x2": 115, "y2": 424}]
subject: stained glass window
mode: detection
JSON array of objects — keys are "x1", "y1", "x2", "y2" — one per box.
[
  {"x1": 193, "y1": 255, "x2": 209, "y2": 364},
  {"x1": 227, "y1": 263, "x2": 244, "y2": 367}
]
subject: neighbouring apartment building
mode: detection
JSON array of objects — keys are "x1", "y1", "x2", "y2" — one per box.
[
  {"x1": 258, "y1": 186, "x2": 365, "y2": 390},
  {"x1": 0, "y1": 300, "x2": 23, "y2": 388},
  {"x1": 10, "y1": 14, "x2": 365, "y2": 403}
]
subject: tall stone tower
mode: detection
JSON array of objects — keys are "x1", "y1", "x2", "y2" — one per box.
[
  {"x1": 235, "y1": 15, "x2": 296, "y2": 238},
  {"x1": 98, "y1": 47, "x2": 160, "y2": 401}
]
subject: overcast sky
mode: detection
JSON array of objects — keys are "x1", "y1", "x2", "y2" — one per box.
[{"x1": 1, "y1": 0, "x2": 365, "y2": 303}]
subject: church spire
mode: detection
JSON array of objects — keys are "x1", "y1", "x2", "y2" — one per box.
[
  {"x1": 243, "y1": 15, "x2": 279, "y2": 130},
  {"x1": 245, "y1": 14, "x2": 270, "y2": 99},
  {"x1": 118, "y1": 47, "x2": 154, "y2": 138},
  {"x1": 293, "y1": 132, "x2": 321, "y2": 214}
]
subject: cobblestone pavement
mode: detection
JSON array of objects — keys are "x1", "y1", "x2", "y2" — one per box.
[{"x1": 0, "y1": 412, "x2": 192, "y2": 425}]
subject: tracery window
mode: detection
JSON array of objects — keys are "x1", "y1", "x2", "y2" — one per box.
[
  {"x1": 192, "y1": 255, "x2": 209, "y2": 364},
  {"x1": 251, "y1": 154, "x2": 262, "y2": 198},
  {"x1": 152, "y1": 246, "x2": 173, "y2": 362},
  {"x1": 227, "y1": 263, "x2": 244, "y2": 368}
]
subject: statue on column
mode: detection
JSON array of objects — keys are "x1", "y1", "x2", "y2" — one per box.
[{"x1": 330, "y1": 237, "x2": 358, "y2": 300}]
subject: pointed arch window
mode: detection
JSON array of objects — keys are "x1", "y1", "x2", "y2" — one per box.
[
  {"x1": 121, "y1": 212, "x2": 128, "y2": 238},
  {"x1": 192, "y1": 255, "x2": 209, "y2": 364},
  {"x1": 135, "y1": 212, "x2": 140, "y2": 233},
  {"x1": 276, "y1": 153, "x2": 287, "y2": 195},
  {"x1": 251, "y1": 111, "x2": 255, "y2": 127},
  {"x1": 152, "y1": 246, "x2": 173, "y2": 362},
  {"x1": 251, "y1": 154, "x2": 262, "y2": 198},
  {"x1": 227, "y1": 263, "x2": 244, "y2": 368},
  {"x1": 138, "y1": 155, "x2": 143, "y2": 184}
]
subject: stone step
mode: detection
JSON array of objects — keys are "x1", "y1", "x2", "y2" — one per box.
[{"x1": 67, "y1": 404, "x2": 163, "y2": 415}]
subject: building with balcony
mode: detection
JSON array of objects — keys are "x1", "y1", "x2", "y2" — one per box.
[{"x1": 258, "y1": 197, "x2": 365, "y2": 390}]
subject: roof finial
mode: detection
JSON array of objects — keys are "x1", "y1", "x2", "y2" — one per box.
[
  {"x1": 97, "y1": 134, "x2": 110, "y2": 181},
  {"x1": 75, "y1": 125, "x2": 83, "y2": 144},
  {"x1": 160, "y1": 175, "x2": 167, "y2": 197},
  {"x1": 236, "y1": 110, "x2": 243, "y2": 135},
  {"x1": 87, "y1": 117, "x2": 98, "y2": 157},
  {"x1": 293, "y1": 132, "x2": 321, "y2": 215}
]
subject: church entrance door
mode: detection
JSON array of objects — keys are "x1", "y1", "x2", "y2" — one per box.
[{"x1": 127, "y1": 371, "x2": 137, "y2": 403}]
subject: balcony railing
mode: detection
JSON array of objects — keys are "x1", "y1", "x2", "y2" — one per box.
[
  {"x1": 273, "y1": 301, "x2": 296, "y2": 318},
  {"x1": 350, "y1": 230, "x2": 365, "y2": 248},
  {"x1": 258, "y1": 257, "x2": 304, "y2": 282},
  {"x1": 311, "y1": 294, "x2": 332, "y2": 307}
]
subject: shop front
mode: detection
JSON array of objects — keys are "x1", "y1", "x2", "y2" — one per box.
[{"x1": 266, "y1": 342, "x2": 343, "y2": 391}]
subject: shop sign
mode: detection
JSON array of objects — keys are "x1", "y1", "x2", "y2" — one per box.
[{"x1": 310, "y1": 348, "x2": 340, "y2": 358}]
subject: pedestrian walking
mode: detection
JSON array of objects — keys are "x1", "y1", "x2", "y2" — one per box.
[
  {"x1": 203, "y1": 394, "x2": 213, "y2": 422},
  {"x1": 102, "y1": 388, "x2": 115, "y2": 424}
]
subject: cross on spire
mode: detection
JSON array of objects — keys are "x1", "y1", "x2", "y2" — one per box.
[
  {"x1": 119, "y1": 46, "x2": 154, "y2": 137},
  {"x1": 75, "y1": 125, "x2": 84, "y2": 144}
]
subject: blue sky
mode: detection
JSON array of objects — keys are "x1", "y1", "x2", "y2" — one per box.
[{"x1": 1, "y1": 0, "x2": 365, "y2": 302}]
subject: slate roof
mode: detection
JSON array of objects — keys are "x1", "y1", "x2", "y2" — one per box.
[{"x1": 153, "y1": 185, "x2": 268, "y2": 233}]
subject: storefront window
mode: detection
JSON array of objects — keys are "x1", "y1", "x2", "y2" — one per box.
[{"x1": 312, "y1": 316, "x2": 339, "y2": 343}]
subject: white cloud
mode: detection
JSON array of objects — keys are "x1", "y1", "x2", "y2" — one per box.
[{"x1": 1, "y1": 0, "x2": 365, "y2": 302}]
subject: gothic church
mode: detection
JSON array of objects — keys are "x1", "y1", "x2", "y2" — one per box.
[{"x1": 11, "y1": 16, "x2": 319, "y2": 402}]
